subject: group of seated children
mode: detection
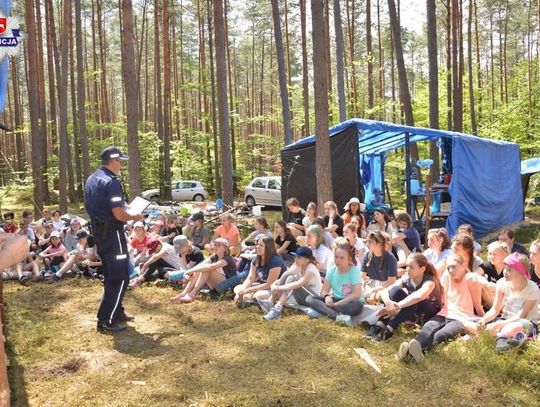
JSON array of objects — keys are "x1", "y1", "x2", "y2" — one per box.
[
  {"x1": 4, "y1": 198, "x2": 539, "y2": 364},
  {"x1": 123, "y1": 197, "x2": 539, "y2": 363},
  {"x1": 0, "y1": 209, "x2": 101, "y2": 283}
]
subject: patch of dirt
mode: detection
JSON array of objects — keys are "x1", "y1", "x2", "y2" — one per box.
[{"x1": 78, "y1": 350, "x2": 120, "y2": 372}]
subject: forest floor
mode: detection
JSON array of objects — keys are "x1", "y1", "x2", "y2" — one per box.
[{"x1": 3, "y1": 204, "x2": 540, "y2": 406}]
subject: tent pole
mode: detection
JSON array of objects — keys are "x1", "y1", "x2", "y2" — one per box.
[{"x1": 405, "y1": 132, "x2": 412, "y2": 218}]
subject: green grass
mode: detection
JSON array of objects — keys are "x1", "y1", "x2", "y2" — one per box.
[{"x1": 4, "y1": 278, "x2": 540, "y2": 407}]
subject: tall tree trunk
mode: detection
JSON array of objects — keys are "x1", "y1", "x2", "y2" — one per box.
[
  {"x1": 224, "y1": 0, "x2": 237, "y2": 192},
  {"x1": 56, "y1": 0, "x2": 73, "y2": 213},
  {"x1": 311, "y1": 0, "x2": 333, "y2": 209},
  {"x1": 154, "y1": 2, "x2": 164, "y2": 193},
  {"x1": 75, "y1": 0, "x2": 91, "y2": 183},
  {"x1": 502, "y1": 0, "x2": 509, "y2": 104},
  {"x1": 451, "y1": 0, "x2": 463, "y2": 131},
  {"x1": 300, "y1": 0, "x2": 310, "y2": 136},
  {"x1": 121, "y1": 0, "x2": 142, "y2": 199},
  {"x1": 214, "y1": 0, "x2": 234, "y2": 206},
  {"x1": 467, "y1": 0, "x2": 477, "y2": 134},
  {"x1": 162, "y1": 0, "x2": 172, "y2": 199},
  {"x1": 473, "y1": 0, "x2": 482, "y2": 124},
  {"x1": 346, "y1": 0, "x2": 359, "y2": 117},
  {"x1": 377, "y1": 0, "x2": 384, "y2": 119},
  {"x1": 366, "y1": 0, "x2": 374, "y2": 116},
  {"x1": 271, "y1": 0, "x2": 293, "y2": 145},
  {"x1": 69, "y1": 16, "x2": 81, "y2": 200},
  {"x1": 10, "y1": 60, "x2": 25, "y2": 174},
  {"x1": 207, "y1": 0, "x2": 221, "y2": 198},
  {"x1": 197, "y1": 0, "x2": 213, "y2": 188},
  {"x1": 489, "y1": 15, "x2": 495, "y2": 113},
  {"x1": 44, "y1": 0, "x2": 57, "y2": 156},
  {"x1": 427, "y1": 0, "x2": 440, "y2": 181},
  {"x1": 334, "y1": 0, "x2": 347, "y2": 122},
  {"x1": 36, "y1": 0, "x2": 49, "y2": 204},
  {"x1": 24, "y1": 0, "x2": 44, "y2": 212},
  {"x1": 446, "y1": 1, "x2": 452, "y2": 130}
]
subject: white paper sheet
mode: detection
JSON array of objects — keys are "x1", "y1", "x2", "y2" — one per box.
[{"x1": 126, "y1": 196, "x2": 151, "y2": 216}]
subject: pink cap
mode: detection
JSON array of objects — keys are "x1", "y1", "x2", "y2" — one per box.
[{"x1": 504, "y1": 252, "x2": 529, "y2": 279}]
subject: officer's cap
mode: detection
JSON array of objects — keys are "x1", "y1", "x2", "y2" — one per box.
[{"x1": 100, "y1": 146, "x2": 129, "y2": 161}]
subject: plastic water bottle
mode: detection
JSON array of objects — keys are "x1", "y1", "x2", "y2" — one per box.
[{"x1": 417, "y1": 159, "x2": 434, "y2": 168}]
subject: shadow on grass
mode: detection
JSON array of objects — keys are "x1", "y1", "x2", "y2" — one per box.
[
  {"x1": 110, "y1": 326, "x2": 172, "y2": 358},
  {"x1": 6, "y1": 341, "x2": 29, "y2": 407}
]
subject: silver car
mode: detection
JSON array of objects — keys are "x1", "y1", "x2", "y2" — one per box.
[
  {"x1": 141, "y1": 180, "x2": 209, "y2": 202},
  {"x1": 244, "y1": 176, "x2": 282, "y2": 207}
]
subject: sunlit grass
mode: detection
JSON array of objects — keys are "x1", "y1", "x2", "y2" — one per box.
[{"x1": 4, "y1": 278, "x2": 540, "y2": 406}]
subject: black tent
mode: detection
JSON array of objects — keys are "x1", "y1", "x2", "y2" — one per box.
[{"x1": 280, "y1": 124, "x2": 363, "y2": 212}]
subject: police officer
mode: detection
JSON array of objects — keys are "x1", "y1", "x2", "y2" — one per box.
[{"x1": 85, "y1": 146, "x2": 144, "y2": 333}]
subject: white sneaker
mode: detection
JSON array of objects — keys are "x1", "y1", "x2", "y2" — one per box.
[
  {"x1": 256, "y1": 297, "x2": 274, "y2": 314},
  {"x1": 335, "y1": 313, "x2": 352, "y2": 326},
  {"x1": 408, "y1": 339, "x2": 424, "y2": 363},
  {"x1": 263, "y1": 306, "x2": 282, "y2": 321},
  {"x1": 395, "y1": 341, "x2": 409, "y2": 362}
]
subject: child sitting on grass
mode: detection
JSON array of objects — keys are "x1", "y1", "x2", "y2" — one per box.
[
  {"x1": 305, "y1": 242, "x2": 364, "y2": 325},
  {"x1": 39, "y1": 231, "x2": 67, "y2": 273},
  {"x1": 474, "y1": 252, "x2": 540, "y2": 351},
  {"x1": 262, "y1": 246, "x2": 322, "y2": 321}
]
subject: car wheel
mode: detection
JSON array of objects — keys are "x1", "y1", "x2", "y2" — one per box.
[
  {"x1": 193, "y1": 194, "x2": 204, "y2": 202},
  {"x1": 246, "y1": 195, "x2": 256, "y2": 207}
]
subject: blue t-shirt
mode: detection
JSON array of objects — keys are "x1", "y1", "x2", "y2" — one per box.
[
  {"x1": 326, "y1": 265, "x2": 363, "y2": 301},
  {"x1": 85, "y1": 166, "x2": 125, "y2": 226},
  {"x1": 252, "y1": 254, "x2": 286, "y2": 283},
  {"x1": 401, "y1": 227, "x2": 421, "y2": 253},
  {"x1": 359, "y1": 251, "x2": 398, "y2": 282}
]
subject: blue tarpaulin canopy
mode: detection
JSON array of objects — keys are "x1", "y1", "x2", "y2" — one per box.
[
  {"x1": 281, "y1": 119, "x2": 523, "y2": 237},
  {"x1": 520, "y1": 157, "x2": 540, "y2": 201}
]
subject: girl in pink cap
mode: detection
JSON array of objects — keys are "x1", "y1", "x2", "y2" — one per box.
[{"x1": 475, "y1": 252, "x2": 540, "y2": 351}]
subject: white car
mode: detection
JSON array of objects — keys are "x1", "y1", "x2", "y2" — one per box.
[
  {"x1": 244, "y1": 176, "x2": 282, "y2": 207},
  {"x1": 141, "y1": 180, "x2": 209, "y2": 202}
]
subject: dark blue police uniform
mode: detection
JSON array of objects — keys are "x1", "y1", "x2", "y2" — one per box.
[{"x1": 85, "y1": 164, "x2": 130, "y2": 327}]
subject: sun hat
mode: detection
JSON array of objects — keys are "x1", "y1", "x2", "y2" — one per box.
[
  {"x1": 344, "y1": 197, "x2": 366, "y2": 212},
  {"x1": 133, "y1": 221, "x2": 145, "y2": 229},
  {"x1": 50, "y1": 231, "x2": 61, "y2": 238}
]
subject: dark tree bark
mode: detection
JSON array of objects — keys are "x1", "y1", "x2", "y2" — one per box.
[
  {"x1": 300, "y1": 0, "x2": 310, "y2": 136},
  {"x1": 311, "y1": 0, "x2": 333, "y2": 210},
  {"x1": 366, "y1": 0, "x2": 374, "y2": 116},
  {"x1": 271, "y1": 0, "x2": 293, "y2": 145},
  {"x1": 75, "y1": 0, "x2": 91, "y2": 183},
  {"x1": 162, "y1": 0, "x2": 172, "y2": 200},
  {"x1": 24, "y1": 0, "x2": 44, "y2": 212},
  {"x1": 334, "y1": 0, "x2": 347, "y2": 122},
  {"x1": 427, "y1": 0, "x2": 440, "y2": 181},
  {"x1": 207, "y1": 0, "x2": 222, "y2": 198},
  {"x1": 467, "y1": 0, "x2": 477, "y2": 134},
  {"x1": 121, "y1": 0, "x2": 142, "y2": 198},
  {"x1": 56, "y1": 0, "x2": 73, "y2": 212},
  {"x1": 451, "y1": 0, "x2": 463, "y2": 131},
  {"x1": 214, "y1": 0, "x2": 234, "y2": 206}
]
